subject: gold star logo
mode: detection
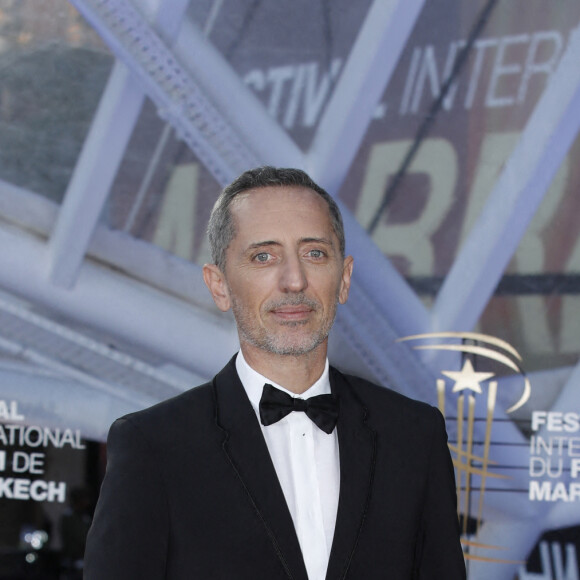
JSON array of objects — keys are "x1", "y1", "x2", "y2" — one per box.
[{"x1": 441, "y1": 359, "x2": 495, "y2": 394}]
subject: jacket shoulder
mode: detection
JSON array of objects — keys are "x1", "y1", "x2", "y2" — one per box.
[
  {"x1": 109, "y1": 381, "x2": 216, "y2": 449},
  {"x1": 127, "y1": 380, "x2": 214, "y2": 420},
  {"x1": 332, "y1": 367, "x2": 441, "y2": 428}
]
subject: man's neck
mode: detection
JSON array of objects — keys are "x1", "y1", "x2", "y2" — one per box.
[{"x1": 240, "y1": 342, "x2": 328, "y2": 395}]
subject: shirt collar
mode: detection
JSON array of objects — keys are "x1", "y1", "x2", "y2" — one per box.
[{"x1": 236, "y1": 350, "x2": 331, "y2": 415}]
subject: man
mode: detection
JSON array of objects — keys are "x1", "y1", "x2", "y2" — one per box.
[{"x1": 84, "y1": 167, "x2": 465, "y2": 579}]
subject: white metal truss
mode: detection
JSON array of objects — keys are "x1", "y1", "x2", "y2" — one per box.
[
  {"x1": 48, "y1": 0, "x2": 191, "y2": 288},
  {"x1": 432, "y1": 23, "x2": 580, "y2": 335},
  {"x1": 0, "y1": 178, "x2": 217, "y2": 311},
  {"x1": 419, "y1": 23, "x2": 580, "y2": 571},
  {"x1": 69, "y1": 0, "x2": 263, "y2": 182},
  {"x1": 172, "y1": 19, "x2": 305, "y2": 170},
  {"x1": 0, "y1": 362, "x2": 157, "y2": 442},
  {"x1": 0, "y1": 220, "x2": 239, "y2": 379},
  {"x1": 0, "y1": 283, "x2": 209, "y2": 440},
  {"x1": 48, "y1": 61, "x2": 145, "y2": 288},
  {"x1": 4, "y1": 0, "x2": 572, "y2": 416},
  {"x1": 0, "y1": 291, "x2": 198, "y2": 394},
  {"x1": 308, "y1": 0, "x2": 425, "y2": 194},
  {"x1": 434, "y1": 24, "x2": 580, "y2": 579},
  {"x1": 0, "y1": 3, "x2": 579, "y2": 575}
]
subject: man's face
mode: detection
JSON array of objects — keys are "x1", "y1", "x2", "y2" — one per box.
[{"x1": 204, "y1": 186, "x2": 353, "y2": 357}]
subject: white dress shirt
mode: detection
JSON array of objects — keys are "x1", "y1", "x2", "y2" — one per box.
[{"x1": 236, "y1": 351, "x2": 340, "y2": 580}]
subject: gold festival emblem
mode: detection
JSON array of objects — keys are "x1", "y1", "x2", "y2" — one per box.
[{"x1": 398, "y1": 332, "x2": 530, "y2": 565}]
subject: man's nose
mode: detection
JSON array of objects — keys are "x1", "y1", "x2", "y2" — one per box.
[{"x1": 279, "y1": 255, "x2": 308, "y2": 293}]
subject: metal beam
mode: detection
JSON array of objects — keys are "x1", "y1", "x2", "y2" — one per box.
[
  {"x1": 0, "y1": 179, "x2": 218, "y2": 311},
  {"x1": 1, "y1": 221, "x2": 239, "y2": 379},
  {"x1": 48, "y1": 60, "x2": 144, "y2": 288},
  {"x1": 173, "y1": 19, "x2": 305, "y2": 169},
  {"x1": 69, "y1": 0, "x2": 262, "y2": 182},
  {"x1": 308, "y1": 0, "x2": 425, "y2": 195},
  {"x1": 0, "y1": 362, "x2": 156, "y2": 442},
  {"x1": 431, "y1": 23, "x2": 580, "y2": 333},
  {"x1": 0, "y1": 178, "x2": 56, "y2": 234},
  {"x1": 49, "y1": 0, "x2": 191, "y2": 289}
]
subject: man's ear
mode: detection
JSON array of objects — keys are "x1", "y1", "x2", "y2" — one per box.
[
  {"x1": 202, "y1": 264, "x2": 231, "y2": 312},
  {"x1": 338, "y1": 255, "x2": 354, "y2": 305}
]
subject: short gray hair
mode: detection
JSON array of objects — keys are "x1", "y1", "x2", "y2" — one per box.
[{"x1": 207, "y1": 166, "x2": 345, "y2": 271}]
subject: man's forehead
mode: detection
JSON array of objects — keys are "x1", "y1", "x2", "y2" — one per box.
[
  {"x1": 228, "y1": 186, "x2": 335, "y2": 245},
  {"x1": 230, "y1": 186, "x2": 330, "y2": 222},
  {"x1": 232, "y1": 184, "x2": 322, "y2": 206}
]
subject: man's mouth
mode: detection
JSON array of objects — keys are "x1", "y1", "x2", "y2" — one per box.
[
  {"x1": 270, "y1": 305, "x2": 313, "y2": 321},
  {"x1": 267, "y1": 297, "x2": 319, "y2": 322}
]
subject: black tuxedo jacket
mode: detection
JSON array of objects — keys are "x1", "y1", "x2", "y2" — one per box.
[{"x1": 84, "y1": 356, "x2": 465, "y2": 579}]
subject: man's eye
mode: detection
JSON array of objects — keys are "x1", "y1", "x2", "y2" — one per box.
[
  {"x1": 255, "y1": 252, "x2": 270, "y2": 262},
  {"x1": 308, "y1": 249, "x2": 324, "y2": 258}
]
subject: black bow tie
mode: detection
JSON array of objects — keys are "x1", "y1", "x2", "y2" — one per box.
[{"x1": 259, "y1": 384, "x2": 339, "y2": 434}]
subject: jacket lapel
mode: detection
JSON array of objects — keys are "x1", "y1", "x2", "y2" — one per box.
[
  {"x1": 326, "y1": 368, "x2": 377, "y2": 580},
  {"x1": 213, "y1": 357, "x2": 309, "y2": 580}
]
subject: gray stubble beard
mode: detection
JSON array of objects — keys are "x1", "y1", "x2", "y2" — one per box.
[{"x1": 230, "y1": 293, "x2": 338, "y2": 357}]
